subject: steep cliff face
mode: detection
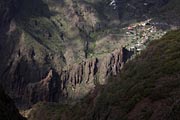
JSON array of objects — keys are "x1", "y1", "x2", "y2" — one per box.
[
  {"x1": 0, "y1": 0, "x2": 124, "y2": 107},
  {"x1": 0, "y1": 87, "x2": 26, "y2": 120},
  {"x1": 23, "y1": 47, "x2": 133, "y2": 106}
]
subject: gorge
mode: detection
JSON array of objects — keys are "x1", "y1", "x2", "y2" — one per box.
[{"x1": 0, "y1": 0, "x2": 180, "y2": 120}]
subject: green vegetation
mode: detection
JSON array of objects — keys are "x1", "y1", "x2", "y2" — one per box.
[
  {"x1": 91, "y1": 30, "x2": 180, "y2": 119},
  {"x1": 27, "y1": 30, "x2": 180, "y2": 120},
  {"x1": 1, "y1": 0, "x2": 180, "y2": 119},
  {"x1": 27, "y1": 102, "x2": 70, "y2": 120}
]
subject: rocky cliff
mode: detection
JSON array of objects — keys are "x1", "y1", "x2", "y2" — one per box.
[
  {"x1": 23, "y1": 47, "x2": 133, "y2": 106},
  {"x1": 0, "y1": 0, "x2": 131, "y2": 107},
  {"x1": 0, "y1": 0, "x2": 179, "y2": 109}
]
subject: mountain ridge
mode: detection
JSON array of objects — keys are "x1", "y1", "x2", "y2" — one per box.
[{"x1": 0, "y1": 0, "x2": 180, "y2": 110}]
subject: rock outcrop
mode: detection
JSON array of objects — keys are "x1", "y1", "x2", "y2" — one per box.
[
  {"x1": 24, "y1": 47, "x2": 133, "y2": 106},
  {"x1": 0, "y1": 0, "x2": 178, "y2": 109}
]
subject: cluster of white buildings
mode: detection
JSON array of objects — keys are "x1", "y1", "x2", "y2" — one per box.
[{"x1": 125, "y1": 19, "x2": 167, "y2": 52}]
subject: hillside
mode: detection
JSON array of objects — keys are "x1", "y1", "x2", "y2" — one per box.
[
  {"x1": 26, "y1": 30, "x2": 180, "y2": 120},
  {"x1": 0, "y1": 0, "x2": 180, "y2": 110},
  {"x1": 0, "y1": 0, "x2": 180, "y2": 120}
]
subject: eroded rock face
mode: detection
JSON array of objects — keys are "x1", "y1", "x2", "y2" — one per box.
[
  {"x1": 24, "y1": 69, "x2": 61, "y2": 105},
  {"x1": 23, "y1": 48, "x2": 133, "y2": 106},
  {"x1": 0, "y1": 0, "x2": 174, "y2": 109}
]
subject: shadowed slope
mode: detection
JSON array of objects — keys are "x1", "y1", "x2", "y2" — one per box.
[{"x1": 0, "y1": 87, "x2": 26, "y2": 120}]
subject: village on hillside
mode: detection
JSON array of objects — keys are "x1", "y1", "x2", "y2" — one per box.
[{"x1": 123, "y1": 19, "x2": 168, "y2": 52}]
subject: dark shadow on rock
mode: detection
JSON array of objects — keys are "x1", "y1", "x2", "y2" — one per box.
[
  {"x1": 122, "y1": 47, "x2": 134, "y2": 63},
  {"x1": 17, "y1": 0, "x2": 52, "y2": 19},
  {"x1": 0, "y1": 86, "x2": 26, "y2": 120},
  {"x1": 0, "y1": 0, "x2": 20, "y2": 33}
]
